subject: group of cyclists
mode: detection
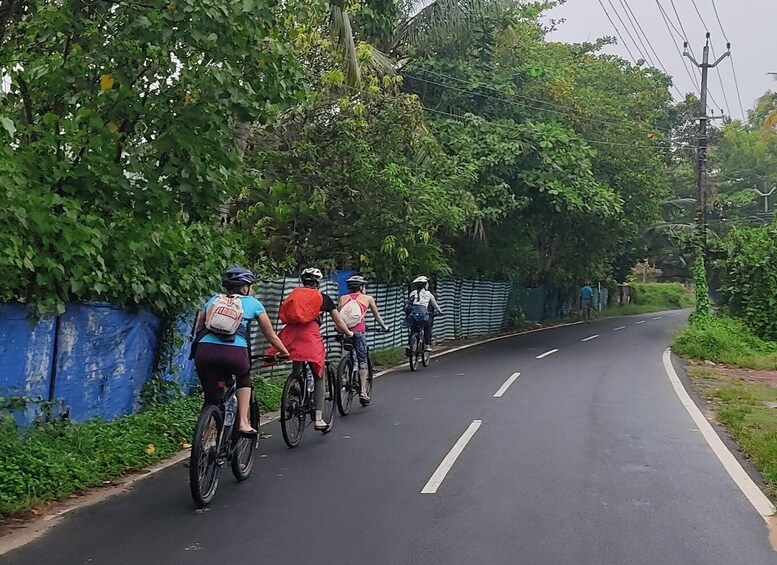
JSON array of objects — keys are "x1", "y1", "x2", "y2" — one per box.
[{"x1": 192, "y1": 267, "x2": 443, "y2": 436}]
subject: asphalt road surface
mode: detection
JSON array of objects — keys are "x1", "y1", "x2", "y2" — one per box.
[{"x1": 6, "y1": 311, "x2": 777, "y2": 564}]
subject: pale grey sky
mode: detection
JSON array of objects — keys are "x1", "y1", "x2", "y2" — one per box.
[{"x1": 546, "y1": 0, "x2": 777, "y2": 120}]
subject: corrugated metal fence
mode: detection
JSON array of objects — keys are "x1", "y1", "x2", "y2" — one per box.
[{"x1": 247, "y1": 277, "x2": 512, "y2": 377}]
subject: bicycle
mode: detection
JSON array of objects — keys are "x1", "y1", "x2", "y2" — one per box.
[
  {"x1": 336, "y1": 329, "x2": 385, "y2": 416},
  {"x1": 189, "y1": 358, "x2": 274, "y2": 508},
  {"x1": 407, "y1": 320, "x2": 431, "y2": 372},
  {"x1": 279, "y1": 359, "x2": 336, "y2": 448}
]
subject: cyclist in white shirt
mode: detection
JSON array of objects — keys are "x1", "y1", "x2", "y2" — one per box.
[{"x1": 406, "y1": 275, "x2": 443, "y2": 351}]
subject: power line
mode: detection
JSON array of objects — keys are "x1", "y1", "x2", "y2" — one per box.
[
  {"x1": 401, "y1": 75, "x2": 694, "y2": 150},
  {"x1": 618, "y1": 0, "x2": 684, "y2": 97},
  {"x1": 409, "y1": 69, "x2": 654, "y2": 130},
  {"x1": 689, "y1": 0, "x2": 710, "y2": 31},
  {"x1": 709, "y1": 0, "x2": 729, "y2": 42},
  {"x1": 666, "y1": 0, "x2": 723, "y2": 110},
  {"x1": 596, "y1": 0, "x2": 638, "y2": 63},
  {"x1": 420, "y1": 105, "x2": 688, "y2": 151},
  {"x1": 616, "y1": 0, "x2": 657, "y2": 68},
  {"x1": 708, "y1": 38, "x2": 732, "y2": 117},
  {"x1": 604, "y1": 0, "x2": 649, "y2": 64},
  {"x1": 655, "y1": 1, "x2": 700, "y2": 96}
]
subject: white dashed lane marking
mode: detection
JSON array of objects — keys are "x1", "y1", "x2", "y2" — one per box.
[
  {"x1": 581, "y1": 335, "x2": 599, "y2": 342},
  {"x1": 536, "y1": 349, "x2": 559, "y2": 359},
  {"x1": 493, "y1": 373, "x2": 521, "y2": 398}
]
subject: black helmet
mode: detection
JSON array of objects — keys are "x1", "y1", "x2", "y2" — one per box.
[
  {"x1": 222, "y1": 267, "x2": 255, "y2": 290},
  {"x1": 346, "y1": 275, "x2": 367, "y2": 292}
]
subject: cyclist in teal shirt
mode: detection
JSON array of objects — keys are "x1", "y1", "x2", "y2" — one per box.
[{"x1": 194, "y1": 268, "x2": 288, "y2": 435}]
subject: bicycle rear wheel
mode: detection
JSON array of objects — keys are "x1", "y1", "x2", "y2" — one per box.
[
  {"x1": 190, "y1": 404, "x2": 222, "y2": 507},
  {"x1": 360, "y1": 355, "x2": 374, "y2": 406},
  {"x1": 409, "y1": 332, "x2": 420, "y2": 372},
  {"x1": 231, "y1": 392, "x2": 259, "y2": 481},
  {"x1": 281, "y1": 372, "x2": 306, "y2": 448},
  {"x1": 321, "y1": 366, "x2": 336, "y2": 433},
  {"x1": 337, "y1": 356, "x2": 355, "y2": 416}
]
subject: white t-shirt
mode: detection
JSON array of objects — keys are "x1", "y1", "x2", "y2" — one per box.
[{"x1": 409, "y1": 289, "x2": 441, "y2": 313}]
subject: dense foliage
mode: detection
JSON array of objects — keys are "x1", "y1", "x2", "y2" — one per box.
[
  {"x1": 721, "y1": 223, "x2": 777, "y2": 341},
  {"x1": 0, "y1": 0, "x2": 709, "y2": 311},
  {"x1": 0, "y1": 0, "x2": 318, "y2": 314}
]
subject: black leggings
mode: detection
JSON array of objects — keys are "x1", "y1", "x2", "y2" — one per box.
[{"x1": 194, "y1": 343, "x2": 251, "y2": 405}]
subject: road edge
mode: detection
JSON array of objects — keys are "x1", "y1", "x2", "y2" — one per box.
[{"x1": 661, "y1": 348, "x2": 775, "y2": 519}]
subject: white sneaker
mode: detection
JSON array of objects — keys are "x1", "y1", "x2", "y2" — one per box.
[{"x1": 425, "y1": 345, "x2": 433, "y2": 352}]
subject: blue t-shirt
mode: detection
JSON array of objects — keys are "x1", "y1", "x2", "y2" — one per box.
[
  {"x1": 200, "y1": 295, "x2": 266, "y2": 348},
  {"x1": 580, "y1": 286, "x2": 594, "y2": 301}
]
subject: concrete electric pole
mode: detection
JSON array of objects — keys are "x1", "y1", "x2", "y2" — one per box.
[{"x1": 683, "y1": 34, "x2": 730, "y2": 256}]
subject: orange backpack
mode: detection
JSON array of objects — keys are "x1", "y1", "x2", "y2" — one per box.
[{"x1": 279, "y1": 287, "x2": 324, "y2": 324}]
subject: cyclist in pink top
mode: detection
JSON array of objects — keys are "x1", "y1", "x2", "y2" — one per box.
[{"x1": 338, "y1": 275, "x2": 389, "y2": 404}]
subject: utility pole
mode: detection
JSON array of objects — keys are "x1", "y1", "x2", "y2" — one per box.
[
  {"x1": 754, "y1": 184, "x2": 776, "y2": 214},
  {"x1": 684, "y1": 34, "x2": 730, "y2": 256}
]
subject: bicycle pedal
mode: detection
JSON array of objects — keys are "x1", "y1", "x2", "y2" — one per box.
[{"x1": 216, "y1": 458, "x2": 226, "y2": 467}]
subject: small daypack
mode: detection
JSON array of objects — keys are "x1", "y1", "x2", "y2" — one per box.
[
  {"x1": 406, "y1": 290, "x2": 429, "y2": 324},
  {"x1": 204, "y1": 294, "x2": 244, "y2": 336},
  {"x1": 340, "y1": 297, "x2": 366, "y2": 329},
  {"x1": 279, "y1": 287, "x2": 323, "y2": 324}
]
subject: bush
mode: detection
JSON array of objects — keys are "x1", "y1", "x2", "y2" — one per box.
[
  {"x1": 0, "y1": 395, "x2": 201, "y2": 516},
  {"x1": 673, "y1": 316, "x2": 777, "y2": 370},
  {"x1": 605, "y1": 282, "x2": 693, "y2": 315},
  {"x1": 722, "y1": 224, "x2": 777, "y2": 341},
  {"x1": 631, "y1": 282, "x2": 694, "y2": 309}
]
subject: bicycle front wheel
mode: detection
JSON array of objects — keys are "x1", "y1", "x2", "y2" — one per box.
[
  {"x1": 337, "y1": 356, "x2": 355, "y2": 416},
  {"x1": 189, "y1": 404, "x2": 223, "y2": 508},
  {"x1": 231, "y1": 392, "x2": 259, "y2": 481},
  {"x1": 281, "y1": 372, "x2": 306, "y2": 448}
]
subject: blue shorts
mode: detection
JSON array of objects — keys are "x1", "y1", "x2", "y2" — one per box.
[{"x1": 352, "y1": 332, "x2": 368, "y2": 369}]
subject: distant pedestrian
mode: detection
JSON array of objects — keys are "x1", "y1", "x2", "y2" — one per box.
[{"x1": 580, "y1": 284, "x2": 594, "y2": 323}]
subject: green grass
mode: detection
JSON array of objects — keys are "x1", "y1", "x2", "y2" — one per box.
[
  {"x1": 253, "y1": 375, "x2": 285, "y2": 413},
  {"x1": 604, "y1": 282, "x2": 694, "y2": 316},
  {"x1": 674, "y1": 316, "x2": 777, "y2": 371},
  {"x1": 0, "y1": 394, "x2": 201, "y2": 516},
  {"x1": 371, "y1": 347, "x2": 406, "y2": 367},
  {"x1": 0, "y1": 373, "x2": 292, "y2": 516},
  {"x1": 688, "y1": 372, "x2": 777, "y2": 496}
]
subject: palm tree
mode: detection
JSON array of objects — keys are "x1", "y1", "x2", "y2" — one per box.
[{"x1": 329, "y1": 0, "x2": 508, "y2": 86}]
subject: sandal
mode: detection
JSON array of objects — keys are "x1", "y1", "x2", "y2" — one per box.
[{"x1": 239, "y1": 428, "x2": 258, "y2": 437}]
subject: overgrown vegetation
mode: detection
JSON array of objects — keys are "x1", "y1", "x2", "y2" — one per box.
[
  {"x1": 0, "y1": 395, "x2": 200, "y2": 515},
  {"x1": 674, "y1": 317, "x2": 777, "y2": 371},
  {"x1": 688, "y1": 369, "x2": 777, "y2": 496},
  {"x1": 605, "y1": 282, "x2": 693, "y2": 316}
]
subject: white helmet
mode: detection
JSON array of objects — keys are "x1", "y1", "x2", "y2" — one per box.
[
  {"x1": 413, "y1": 275, "x2": 428, "y2": 284},
  {"x1": 300, "y1": 267, "x2": 323, "y2": 286}
]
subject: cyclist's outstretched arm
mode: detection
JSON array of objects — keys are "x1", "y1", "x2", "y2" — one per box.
[
  {"x1": 429, "y1": 295, "x2": 443, "y2": 315},
  {"x1": 367, "y1": 297, "x2": 388, "y2": 330},
  {"x1": 258, "y1": 313, "x2": 289, "y2": 357}
]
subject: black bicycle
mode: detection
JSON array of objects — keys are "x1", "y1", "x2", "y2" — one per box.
[
  {"x1": 189, "y1": 367, "x2": 266, "y2": 508},
  {"x1": 280, "y1": 360, "x2": 336, "y2": 448},
  {"x1": 407, "y1": 321, "x2": 431, "y2": 372},
  {"x1": 336, "y1": 332, "x2": 379, "y2": 416}
]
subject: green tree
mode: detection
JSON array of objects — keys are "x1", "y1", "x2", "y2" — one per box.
[{"x1": 0, "y1": 0, "x2": 318, "y2": 314}]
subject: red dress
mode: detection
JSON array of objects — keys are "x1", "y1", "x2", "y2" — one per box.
[{"x1": 266, "y1": 321, "x2": 325, "y2": 377}]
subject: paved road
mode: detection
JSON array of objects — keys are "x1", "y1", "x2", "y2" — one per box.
[{"x1": 6, "y1": 311, "x2": 777, "y2": 564}]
